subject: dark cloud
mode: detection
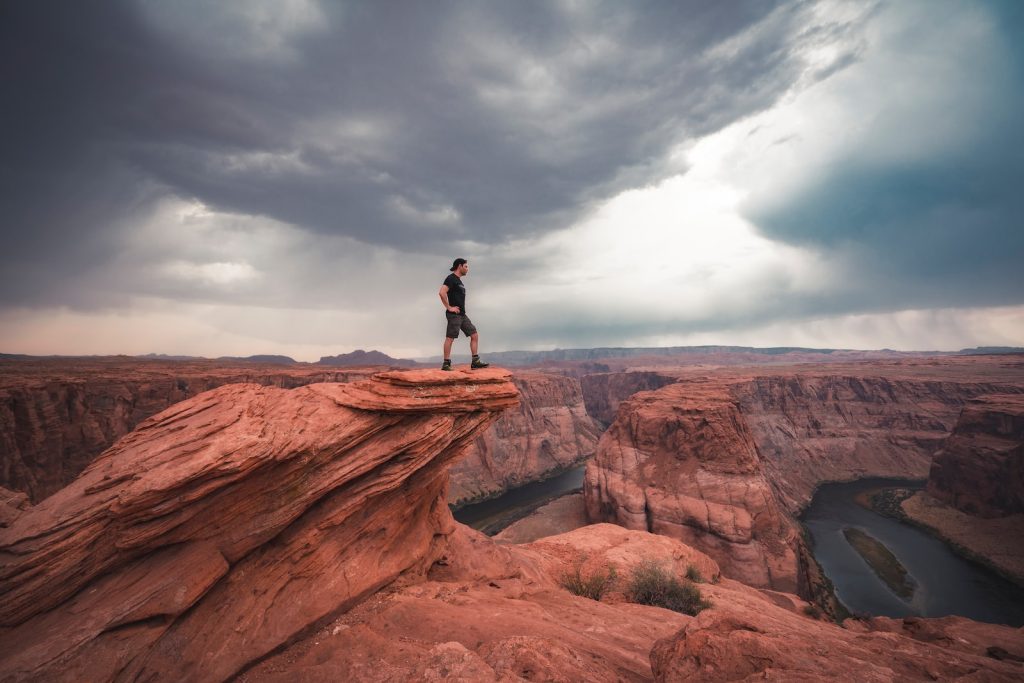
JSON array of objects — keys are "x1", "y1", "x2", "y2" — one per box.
[
  {"x1": 0, "y1": 0, "x2": 862, "y2": 308},
  {"x1": 744, "y1": 0, "x2": 1024, "y2": 312}
]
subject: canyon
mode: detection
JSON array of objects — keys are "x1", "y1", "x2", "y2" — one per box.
[
  {"x1": 448, "y1": 371, "x2": 603, "y2": 506},
  {"x1": 2, "y1": 368, "x2": 1022, "y2": 681},
  {"x1": 583, "y1": 356, "x2": 1024, "y2": 594}
]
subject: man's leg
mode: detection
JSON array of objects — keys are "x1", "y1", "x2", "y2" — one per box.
[
  {"x1": 469, "y1": 332, "x2": 489, "y2": 368},
  {"x1": 442, "y1": 336, "x2": 455, "y2": 369}
]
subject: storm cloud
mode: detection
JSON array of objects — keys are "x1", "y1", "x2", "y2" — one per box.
[
  {"x1": 1, "y1": 0, "x2": 1021, "y2": 358},
  {"x1": 1, "y1": 0, "x2": 861, "y2": 308}
]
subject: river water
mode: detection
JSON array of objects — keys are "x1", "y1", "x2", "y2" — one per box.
[
  {"x1": 452, "y1": 465, "x2": 586, "y2": 535},
  {"x1": 803, "y1": 477, "x2": 1024, "y2": 626}
]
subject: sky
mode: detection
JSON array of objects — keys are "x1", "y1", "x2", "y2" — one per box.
[{"x1": 1, "y1": 0, "x2": 1022, "y2": 361}]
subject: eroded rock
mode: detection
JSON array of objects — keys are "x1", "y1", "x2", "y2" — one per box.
[{"x1": 0, "y1": 369, "x2": 517, "y2": 682}]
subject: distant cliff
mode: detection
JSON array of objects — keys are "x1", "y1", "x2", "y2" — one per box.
[
  {"x1": 317, "y1": 349, "x2": 417, "y2": 366},
  {"x1": 926, "y1": 394, "x2": 1024, "y2": 517}
]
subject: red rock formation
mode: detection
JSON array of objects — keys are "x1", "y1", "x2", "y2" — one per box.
[
  {"x1": 0, "y1": 358, "x2": 377, "y2": 502},
  {"x1": 0, "y1": 368, "x2": 517, "y2": 682},
  {"x1": 651, "y1": 600, "x2": 1024, "y2": 682},
  {"x1": 448, "y1": 372, "x2": 603, "y2": 506},
  {"x1": 241, "y1": 524, "x2": 1024, "y2": 682},
  {"x1": 2, "y1": 371, "x2": 1021, "y2": 682},
  {"x1": 926, "y1": 394, "x2": 1024, "y2": 517},
  {"x1": 1, "y1": 359, "x2": 605, "y2": 510},
  {"x1": 585, "y1": 383, "x2": 801, "y2": 591}
]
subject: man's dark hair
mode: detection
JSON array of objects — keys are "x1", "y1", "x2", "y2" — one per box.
[{"x1": 450, "y1": 258, "x2": 468, "y2": 271}]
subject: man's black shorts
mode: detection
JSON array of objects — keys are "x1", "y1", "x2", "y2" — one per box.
[{"x1": 445, "y1": 312, "x2": 478, "y2": 339}]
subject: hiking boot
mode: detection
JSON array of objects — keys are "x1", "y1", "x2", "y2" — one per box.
[
  {"x1": 470, "y1": 358, "x2": 490, "y2": 369},
  {"x1": 441, "y1": 359, "x2": 452, "y2": 371}
]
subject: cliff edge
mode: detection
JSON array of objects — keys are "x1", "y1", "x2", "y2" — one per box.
[{"x1": 0, "y1": 368, "x2": 516, "y2": 681}]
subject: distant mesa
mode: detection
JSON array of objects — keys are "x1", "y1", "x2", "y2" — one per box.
[
  {"x1": 215, "y1": 354, "x2": 298, "y2": 364},
  {"x1": 318, "y1": 349, "x2": 417, "y2": 367},
  {"x1": 136, "y1": 353, "x2": 299, "y2": 364},
  {"x1": 959, "y1": 346, "x2": 1024, "y2": 355}
]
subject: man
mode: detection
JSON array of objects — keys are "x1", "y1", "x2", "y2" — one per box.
[{"x1": 439, "y1": 258, "x2": 489, "y2": 370}]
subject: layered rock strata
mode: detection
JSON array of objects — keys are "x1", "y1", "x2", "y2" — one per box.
[
  {"x1": 1, "y1": 359, "x2": 605, "y2": 511},
  {"x1": 0, "y1": 368, "x2": 517, "y2": 682},
  {"x1": 0, "y1": 358, "x2": 377, "y2": 502},
  {"x1": 585, "y1": 383, "x2": 801, "y2": 591},
  {"x1": 926, "y1": 394, "x2": 1024, "y2": 517},
  {"x1": 734, "y1": 374, "x2": 1018, "y2": 513},
  {"x1": 448, "y1": 372, "x2": 603, "y2": 506}
]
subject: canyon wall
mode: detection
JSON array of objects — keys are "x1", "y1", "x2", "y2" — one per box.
[
  {"x1": 584, "y1": 383, "x2": 801, "y2": 591},
  {"x1": 733, "y1": 375, "x2": 1020, "y2": 513},
  {"x1": 448, "y1": 371, "x2": 603, "y2": 506},
  {"x1": 579, "y1": 370, "x2": 680, "y2": 425},
  {"x1": 926, "y1": 394, "x2": 1024, "y2": 517},
  {"x1": 0, "y1": 369, "x2": 517, "y2": 682}
]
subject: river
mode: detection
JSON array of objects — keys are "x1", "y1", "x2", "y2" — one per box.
[
  {"x1": 452, "y1": 465, "x2": 586, "y2": 535},
  {"x1": 802, "y1": 477, "x2": 1024, "y2": 626}
]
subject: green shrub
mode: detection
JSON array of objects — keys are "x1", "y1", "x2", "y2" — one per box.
[
  {"x1": 626, "y1": 559, "x2": 710, "y2": 616},
  {"x1": 560, "y1": 558, "x2": 618, "y2": 601},
  {"x1": 684, "y1": 564, "x2": 704, "y2": 583}
]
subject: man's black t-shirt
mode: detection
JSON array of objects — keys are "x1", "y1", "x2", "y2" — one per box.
[{"x1": 443, "y1": 273, "x2": 466, "y2": 313}]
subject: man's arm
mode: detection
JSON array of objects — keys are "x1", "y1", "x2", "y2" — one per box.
[{"x1": 439, "y1": 285, "x2": 460, "y2": 313}]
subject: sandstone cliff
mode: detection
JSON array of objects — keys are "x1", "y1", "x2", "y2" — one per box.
[
  {"x1": 0, "y1": 358, "x2": 376, "y2": 503},
  {"x1": 0, "y1": 369, "x2": 517, "y2": 681},
  {"x1": 897, "y1": 393, "x2": 1024, "y2": 585},
  {"x1": 448, "y1": 372, "x2": 603, "y2": 506},
  {"x1": 735, "y1": 374, "x2": 1020, "y2": 513},
  {"x1": 584, "y1": 383, "x2": 801, "y2": 591},
  {"x1": 926, "y1": 394, "x2": 1024, "y2": 517},
  {"x1": 1, "y1": 359, "x2": 604, "y2": 510}
]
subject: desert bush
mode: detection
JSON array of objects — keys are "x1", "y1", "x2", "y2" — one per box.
[
  {"x1": 684, "y1": 564, "x2": 704, "y2": 583},
  {"x1": 560, "y1": 558, "x2": 617, "y2": 601},
  {"x1": 626, "y1": 559, "x2": 710, "y2": 616},
  {"x1": 802, "y1": 603, "x2": 823, "y2": 619}
]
